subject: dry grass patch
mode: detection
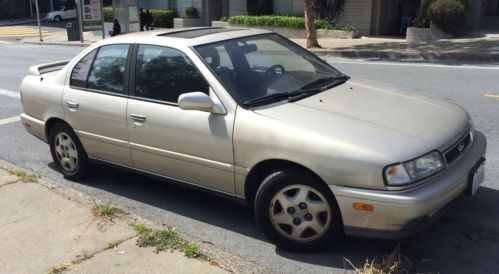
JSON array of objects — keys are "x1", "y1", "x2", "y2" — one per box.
[
  {"x1": 14, "y1": 170, "x2": 38, "y2": 183},
  {"x1": 47, "y1": 262, "x2": 71, "y2": 274},
  {"x1": 91, "y1": 201, "x2": 125, "y2": 231},
  {"x1": 344, "y1": 245, "x2": 411, "y2": 274}
]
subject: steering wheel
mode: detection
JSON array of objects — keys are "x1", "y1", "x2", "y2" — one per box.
[{"x1": 265, "y1": 64, "x2": 285, "y2": 78}]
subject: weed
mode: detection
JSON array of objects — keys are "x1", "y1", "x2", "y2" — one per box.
[
  {"x1": 134, "y1": 224, "x2": 200, "y2": 258},
  {"x1": 14, "y1": 171, "x2": 38, "y2": 183},
  {"x1": 344, "y1": 244, "x2": 411, "y2": 274},
  {"x1": 108, "y1": 240, "x2": 121, "y2": 249},
  {"x1": 47, "y1": 263, "x2": 71, "y2": 274},
  {"x1": 92, "y1": 202, "x2": 124, "y2": 220},
  {"x1": 131, "y1": 223, "x2": 151, "y2": 234}
]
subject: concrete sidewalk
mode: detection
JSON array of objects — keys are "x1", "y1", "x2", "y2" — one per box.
[
  {"x1": 19, "y1": 28, "x2": 499, "y2": 63},
  {"x1": 0, "y1": 167, "x2": 228, "y2": 274}
]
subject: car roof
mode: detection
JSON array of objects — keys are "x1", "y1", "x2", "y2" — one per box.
[{"x1": 97, "y1": 27, "x2": 273, "y2": 47}]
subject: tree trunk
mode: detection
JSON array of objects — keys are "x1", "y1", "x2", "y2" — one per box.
[{"x1": 304, "y1": 0, "x2": 320, "y2": 48}]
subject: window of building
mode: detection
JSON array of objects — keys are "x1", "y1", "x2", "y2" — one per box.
[{"x1": 134, "y1": 45, "x2": 209, "y2": 103}]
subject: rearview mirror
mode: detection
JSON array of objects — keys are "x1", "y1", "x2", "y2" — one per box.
[{"x1": 178, "y1": 92, "x2": 214, "y2": 112}]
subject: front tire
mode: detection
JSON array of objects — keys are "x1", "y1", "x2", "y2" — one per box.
[
  {"x1": 54, "y1": 15, "x2": 62, "y2": 22},
  {"x1": 49, "y1": 123, "x2": 89, "y2": 180},
  {"x1": 254, "y1": 169, "x2": 343, "y2": 252}
]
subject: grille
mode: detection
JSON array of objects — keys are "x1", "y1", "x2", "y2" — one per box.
[{"x1": 444, "y1": 132, "x2": 472, "y2": 164}]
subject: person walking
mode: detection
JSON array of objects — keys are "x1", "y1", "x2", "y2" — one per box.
[
  {"x1": 111, "y1": 19, "x2": 121, "y2": 36},
  {"x1": 145, "y1": 9, "x2": 153, "y2": 31},
  {"x1": 139, "y1": 8, "x2": 146, "y2": 31},
  {"x1": 399, "y1": 0, "x2": 417, "y2": 35}
]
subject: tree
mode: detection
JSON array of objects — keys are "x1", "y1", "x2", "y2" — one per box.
[{"x1": 304, "y1": 0, "x2": 320, "y2": 48}]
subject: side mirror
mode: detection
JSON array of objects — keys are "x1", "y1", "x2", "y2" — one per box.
[{"x1": 178, "y1": 92, "x2": 214, "y2": 112}]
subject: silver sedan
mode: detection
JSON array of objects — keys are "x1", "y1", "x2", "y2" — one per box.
[{"x1": 20, "y1": 28, "x2": 487, "y2": 251}]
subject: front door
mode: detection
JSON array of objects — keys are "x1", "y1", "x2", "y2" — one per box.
[
  {"x1": 63, "y1": 44, "x2": 133, "y2": 166},
  {"x1": 127, "y1": 44, "x2": 235, "y2": 194}
]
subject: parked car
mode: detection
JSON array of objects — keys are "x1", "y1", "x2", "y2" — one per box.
[
  {"x1": 45, "y1": 6, "x2": 76, "y2": 22},
  {"x1": 20, "y1": 28, "x2": 487, "y2": 252}
]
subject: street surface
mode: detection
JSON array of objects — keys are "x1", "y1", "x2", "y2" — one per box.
[
  {"x1": 0, "y1": 43, "x2": 498, "y2": 273},
  {"x1": 0, "y1": 20, "x2": 73, "y2": 44}
]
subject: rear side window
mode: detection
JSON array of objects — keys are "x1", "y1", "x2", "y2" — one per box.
[
  {"x1": 87, "y1": 44, "x2": 130, "y2": 94},
  {"x1": 134, "y1": 45, "x2": 208, "y2": 103},
  {"x1": 70, "y1": 49, "x2": 97, "y2": 88}
]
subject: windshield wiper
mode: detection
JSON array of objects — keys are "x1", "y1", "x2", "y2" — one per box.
[
  {"x1": 300, "y1": 75, "x2": 350, "y2": 91},
  {"x1": 243, "y1": 75, "x2": 350, "y2": 107}
]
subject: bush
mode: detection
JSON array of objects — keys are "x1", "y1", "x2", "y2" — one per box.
[
  {"x1": 428, "y1": 0, "x2": 466, "y2": 33},
  {"x1": 227, "y1": 15, "x2": 356, "y2": 32},
  {"x1": 103, "y1": 7, "x2": 113, "y2": 22},
  {"x1": 151, "y1": 9, "x2": 177, "y2": 28},
  {"x1": 247, "y1": 0, "x2": 273, "y2": 15},
  {"x1": 103, "y1": 8, "x2": 176, "y2": 28},
  {"x1": 415, "y1": 0, "x2": 436, "y2": 28},
  {"x1": 184, "y1": 6, "x2": 198, "y2": 19}
]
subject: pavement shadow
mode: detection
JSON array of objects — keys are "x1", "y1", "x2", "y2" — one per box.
[{"x1": 62, "y1": 163, "x2": 499, "y2": 273}]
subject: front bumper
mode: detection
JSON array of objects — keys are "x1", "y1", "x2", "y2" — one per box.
[{"x1": 331, "y1": 130, "x2": 487, "y2": 239}]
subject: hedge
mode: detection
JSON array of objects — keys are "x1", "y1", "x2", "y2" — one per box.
[
  {"x1": 227, "y1": 15, "x2": 356, "y2": 32},
  {"x1": 103, "y1": 7, "x2": 177, "y2": 28},
  {"x1": 429, "y1": 0, "x2": 466, "y2": 34}
]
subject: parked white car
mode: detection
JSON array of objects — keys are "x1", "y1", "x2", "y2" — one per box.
[
  {"x1": 45, "y1": 6, "x2": 76, "y2": 22},
  {"x1": 20, "y1": 28, "x2": 487, "y2": 252}
]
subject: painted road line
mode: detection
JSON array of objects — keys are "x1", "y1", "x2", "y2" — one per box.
[
  {"x1": 485, "y1": 93, "x2": 499, "y2": 99},
  {"x1": 0, "y1": 41, "x2": 14, "y2": 45},
  {"x1": 0, "y1": 89, "x2": 20, "y2": 99},
  {"x1": 0, "y1": 116, "x2": 20, "y2": 126},
  {"x1": 327, "y1": 60, "x2": 499, "y2": 70}
]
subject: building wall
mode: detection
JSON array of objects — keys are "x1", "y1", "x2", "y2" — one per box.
[
  {"x1": 0, "y1": 0, "x2": 31, "y2": 19},
  {"x1": 229, "y1": 0, "x2": 247, "y2": 15},
  {"x1": 137, "y1": 0, "x2": 168, "y2": 10},
  {"x1": 273, "y1": 0, "x2": 304, "y2": 15},
  {"x1": 337, "y1": 0, "x2": 373, "y2": 35}
]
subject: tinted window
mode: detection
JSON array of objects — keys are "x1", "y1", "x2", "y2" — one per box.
[
  {"x1": 135, "y1": 45, "x2": 208, "y2": 103},
  {"x1": 87, "y1": 44, "x2": 129, "y2": 94},
  {"x1": 70, "y1": 49, "x2": 97, "y2": 88}
]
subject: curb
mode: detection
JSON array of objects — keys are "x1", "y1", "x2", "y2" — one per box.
[
  {"x1": 312, "y1": 50, "x2": 499, "y2": 63},
  {"x1": 22, "y1": 41, "x2": 93, "y2": 47}
]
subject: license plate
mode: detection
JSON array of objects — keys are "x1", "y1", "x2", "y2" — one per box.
[{"x1": 467, "y1": 158, "x2": 485, "y2": 196}]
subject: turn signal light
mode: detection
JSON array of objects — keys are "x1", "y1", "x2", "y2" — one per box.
[{"x1": 353, "y1": 202, "x2": 374, "y2": 212}]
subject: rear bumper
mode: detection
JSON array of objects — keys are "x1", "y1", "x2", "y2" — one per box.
[
  {"x1": 331, "y1": 130, "x2": 487, "y2": 239},
  {"x1": 20, "y1": 113, "x2": 47, "y2": 143}
]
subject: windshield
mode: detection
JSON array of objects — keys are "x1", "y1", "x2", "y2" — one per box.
[{"x1": 194, "y1": 34, "x2": 346, "y2": 107}]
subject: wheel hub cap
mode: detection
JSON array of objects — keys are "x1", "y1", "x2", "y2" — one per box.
[
  {"x1": 269, "y1": 184, "x2": 332, "y2": 242},
  {"x1": 54, "y1": 132, "x2": 78, "y2": 172}
]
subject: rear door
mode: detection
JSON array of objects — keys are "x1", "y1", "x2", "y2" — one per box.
[
  {"x1": 63, "y1": 44, "x2": 133, "y2": 166},
  {"x1": 126, "y1": 44, "x2": 235, "y2": 193}
]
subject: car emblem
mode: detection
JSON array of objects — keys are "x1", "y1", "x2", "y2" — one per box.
[{"x1": 458, "y1": 143, "x2": 465, "y2": 152}]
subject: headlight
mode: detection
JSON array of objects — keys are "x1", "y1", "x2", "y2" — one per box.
[{"x1": 384, "y1": 151, "x2": 445, "y2": 186}]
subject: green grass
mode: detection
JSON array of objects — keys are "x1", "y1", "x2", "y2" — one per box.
[
  {"x1": 92, "y1": 202, "x2": 124, "y2": 219},
  {"x1": 132, "y1": 224, "x2": 199, "y2": 258}
]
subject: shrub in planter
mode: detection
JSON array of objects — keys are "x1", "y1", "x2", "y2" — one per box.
[
  {"x1": 415, "y1": 0, "x2": 436, "y2": 28},
  {"x1": 428, "y1": 0, "x2": 466, "y2": 34},
  {"x1": 152, "y1": 9, "x2": 177, "y2": 28},
  {"x1": 227, "y1": 15, "x2": 356, "y2": 32},
  {"x1": 184, "y1": 7, "x2": 198, "y2": 19}
]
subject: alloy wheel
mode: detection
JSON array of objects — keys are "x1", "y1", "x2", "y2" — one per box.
[{"x1": 54, "y1": 132, "x2": 78, "y2": 172}]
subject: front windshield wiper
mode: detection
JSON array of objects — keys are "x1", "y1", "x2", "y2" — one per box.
[
  {"x1": 243, "y1": 75, "x2": 350, "y2": 107},
  {"x1": 299, "y1": 75, "x2": 350, "y2": 91}
]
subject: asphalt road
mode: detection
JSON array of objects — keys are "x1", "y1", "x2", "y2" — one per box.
[{"x1": 1, "y1": 44, "x2": 498, "y2": 273}]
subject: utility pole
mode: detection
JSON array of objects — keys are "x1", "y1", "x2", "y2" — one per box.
[
  {"x1": 34, "y1": 0, "x2": 43, "y2": 42},
  {"x1": 100, "y1": 0, "x2": 105, "y2": 39},
  {"x1": 76, "y1": 0, "x2": 84, "y2": 43}
]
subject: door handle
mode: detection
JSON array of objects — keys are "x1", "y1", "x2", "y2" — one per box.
[
  {"x1": 130, "y1": 113, "x2": 147, "y2": 122},
  {"x1": 66, "y1": 101, "x2": 79, "y2": 109}
]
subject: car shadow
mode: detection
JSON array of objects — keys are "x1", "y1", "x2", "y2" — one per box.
[{"x1": 62, "y1": 163, "x2": 499, "y2": 273}]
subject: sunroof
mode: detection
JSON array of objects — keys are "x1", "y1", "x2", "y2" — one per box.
[{"x1": 158, "y1": 27, "x2": 245, "y2": 39}]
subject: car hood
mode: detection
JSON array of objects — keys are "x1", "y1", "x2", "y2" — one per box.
[{"x1": 253, "y1": 78, "x2": 470, "y2": 162}]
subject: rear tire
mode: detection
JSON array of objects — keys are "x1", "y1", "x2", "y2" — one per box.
[
  {"x1": 49, "y1": 122, "x2": 89, "y2": 180},
  {"x1": 254, "y1": 169, "x2": 343, "y2": 252}
]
